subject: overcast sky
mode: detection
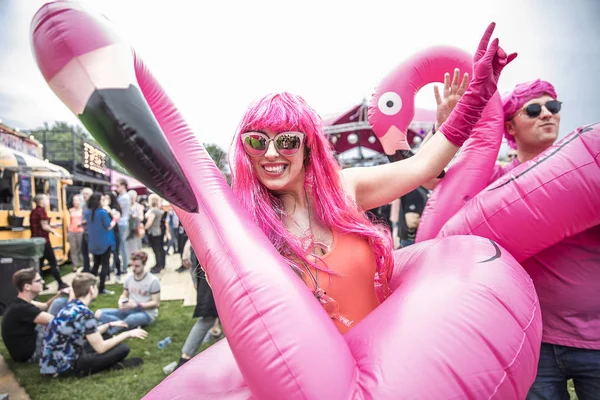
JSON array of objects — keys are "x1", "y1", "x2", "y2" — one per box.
[{"x1": 0, "y1": 0, "x2": 598, "y2": 155}]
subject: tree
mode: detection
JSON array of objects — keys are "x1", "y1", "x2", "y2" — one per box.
[
  {"x1": 203, "y1": 143, "x2": 229, "y2": 176},
  {"x1": 27, "y1": 122, "x2": 229, "y2": 181},
  {"x1": 27, "y1": 121, "x2": 129, "y2": 175}
]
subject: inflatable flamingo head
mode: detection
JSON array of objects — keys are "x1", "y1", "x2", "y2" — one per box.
[
  {"x1": 30, "y1": 1, "x2": 198, "y2": 213},
  {"x1": 368, "y1": 47, "x2": 472, "y2": 156},
  {"x1": 368, "y1": 81, "x2": 415, "y2": 155},
  {"x1": 501, "y1": 79, "x2": 558, "y2": 149}
]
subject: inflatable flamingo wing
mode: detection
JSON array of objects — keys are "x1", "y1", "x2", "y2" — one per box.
[
  {"x1": 32, "y1": 4, "x2": 542, "y2": 398},
  {"x1": 367, "y1": 47, "x2": 504, "y2": 242},
  {"x1": 438, "y1": 123, "x2": 600, "y2": 262}
]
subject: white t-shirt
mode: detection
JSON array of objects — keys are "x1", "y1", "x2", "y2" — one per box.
[
  {"x1": 117, "y1": 192, "x2": 130, "y2": 226},
  {"x1": 124, "y1": 272, "x2": 161, "y2": 317}
]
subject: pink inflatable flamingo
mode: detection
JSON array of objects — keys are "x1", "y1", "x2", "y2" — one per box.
[
  {"x1": 31, "y1": 3, "x2": 541, "y2": 399},
  {"x1": 368, "y1": 47, "x2": 505, "y2": 242}
]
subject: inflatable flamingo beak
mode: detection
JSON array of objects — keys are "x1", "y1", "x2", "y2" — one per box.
[
  {"x1": 379, "y1": 125, "x2": 411, "y2": 155},
  {"x1": 31, "y1": 2, "x2": 198, "y2": 212},
  {"x1": 77, "y1": 86, "x2": 198, "y2": 212}
]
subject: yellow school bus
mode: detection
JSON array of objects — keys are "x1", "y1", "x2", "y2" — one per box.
[{"x1": 0, "y1": 145, "x2": 72, "y2": 268}]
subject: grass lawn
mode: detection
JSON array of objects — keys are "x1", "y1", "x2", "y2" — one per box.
[
  {"x1": 41, "y1": 262, "x2": 79, "y2": 284},
  {"x1": 0, "y1": 284, "x2": 214, "y2": 400}
]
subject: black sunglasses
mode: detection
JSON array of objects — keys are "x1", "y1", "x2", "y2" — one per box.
[{"x1": 517, "y1": 100, "x2": 562, "y2": 119}]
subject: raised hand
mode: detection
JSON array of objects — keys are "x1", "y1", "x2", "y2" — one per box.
[
  {"x1": 471, "y1": 23, "x2": 517, "y2": 100},
  {"x1": 434, "y1": 68, "x2": 469, "y2": 129},
  {"x1": 473, "y1": 23, "x2": 496, "y2": 65},
  {"x1": 437, "y1": 22, "x2": 516, "y2": 147},
  {"x1": 493, "y1": 46, "x2": 517, "y2": 83}
]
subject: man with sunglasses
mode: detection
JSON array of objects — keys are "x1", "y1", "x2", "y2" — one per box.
[
  {"x1": 495, "y1": 80, "x2": 600, "y2": 400},
  {"x1": 489, "y1": 79, "x2": 562, "y2": 182},
  {"x1": 1, "y1": 268, "x2": 70, "y2": 362}
]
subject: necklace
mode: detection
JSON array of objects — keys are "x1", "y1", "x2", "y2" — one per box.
[
  {"x1": 301, "y1": 192, "x2": 353, "y2": 328},
  {"x1": 303, "y1": 192, "x2": 330, "y2": 257}
]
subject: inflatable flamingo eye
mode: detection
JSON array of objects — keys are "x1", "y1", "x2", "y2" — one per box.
[{"x1": 377, "y1": 92, "x2": 402, "y2": 116}]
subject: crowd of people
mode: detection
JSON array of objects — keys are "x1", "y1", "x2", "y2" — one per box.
[
  {"x1": 64, "y1": 179, "x2": 186, "y2": 292},
  {"x1": 1, "y1": 176, "x2": 222, "y2": 377}
]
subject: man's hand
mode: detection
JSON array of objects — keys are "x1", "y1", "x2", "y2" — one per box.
[
  {"x1": 124, "y1": 301, "x2": 138, "y2": 310},
  {"x1": 210, "y1": 325, "x2": 222, "y2": 337},
  {"x1": 119, "y1": 298, "x2": 137, "y2": 310},
  {"x1": 405, "y1": 212, "x2": 421, "y2": 230},
  {"x1": 127, "y1": 328, "x2": 148, "y2": 340},
  {"x1": 434, "y1": 68, "x2": 469, "y2": 130},
  {"x1": 62, "y1": 286, "x2": 75, "y2": 301},
  {"x1": 110, "y1": 320, "x2": 129, "y2": 329}
]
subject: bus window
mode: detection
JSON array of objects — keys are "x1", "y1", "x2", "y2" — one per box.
[
  {"x1": 48, "y1": 179, "x2": 59, "y2": 211},
  {"x1": 19, "y1": 175, "x2": 32, "y2": 210},
  {"x1": 0, "y1": 171, "x2": 14, "y2": 210},
  {"x1": 35, "y1": 177, "x2": 46, "y2": 197}
]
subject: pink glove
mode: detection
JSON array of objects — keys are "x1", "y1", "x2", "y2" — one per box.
[{"x1": 440, "y1": 23, "x2": 517, "y2": 147}]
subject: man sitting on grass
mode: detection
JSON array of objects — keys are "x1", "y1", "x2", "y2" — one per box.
[
  {"x1": 95, "y1": 251, "x2": 161, "y2": 335},
  {"x1": 40, "y1": 273, "x2": 147, "y2": 377},
  {"x1": 1, "y1": 268, "x2": 70, "y2": 362}
]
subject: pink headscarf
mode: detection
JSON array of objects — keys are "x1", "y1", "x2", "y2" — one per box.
[{"x1": 501, "y1": 79, "x2": 558, "y2": 149}]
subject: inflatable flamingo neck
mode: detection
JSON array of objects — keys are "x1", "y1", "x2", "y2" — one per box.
[
  {"x1": 402, "y1": 46, "x2": 472, "y2": 102},
  {"x1": 396, "y1": 46, "x2": 471, "y2": 132}
]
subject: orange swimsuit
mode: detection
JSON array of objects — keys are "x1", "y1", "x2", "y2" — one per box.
[{"x1": 302, "y1": 231, "x2": 380, "y2": 334}]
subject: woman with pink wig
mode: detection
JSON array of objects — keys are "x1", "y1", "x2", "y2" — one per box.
[{"x1": 229, "y1": 23, "x2": 516, "y2": 334}]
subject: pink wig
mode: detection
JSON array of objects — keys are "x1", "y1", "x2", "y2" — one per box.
[
  {"x1": 229, "y1": 92, "x2": 394, "y2": 285},
  {"x1": 502, "y1": 79, "x2": 558, "y2": 149}
]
